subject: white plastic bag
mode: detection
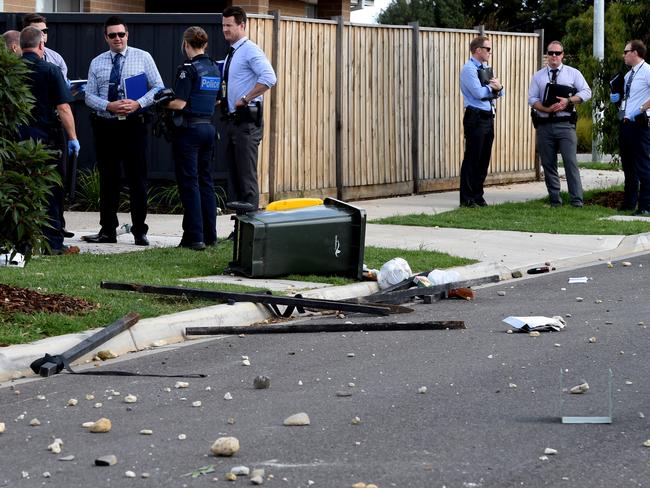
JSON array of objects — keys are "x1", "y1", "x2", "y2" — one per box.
[
  {"x1": 427, "y1": 269, "x2": 461, "y2": 286},
  {"x1": 377, "y1": 258, "x2": 412, "y2": 290}
]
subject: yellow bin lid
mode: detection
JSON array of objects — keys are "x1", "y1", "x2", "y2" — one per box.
[{"x1": 266, "y1": 198, "x2": 324, "y2": 211}]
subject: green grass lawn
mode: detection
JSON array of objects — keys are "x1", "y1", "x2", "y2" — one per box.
[
  {"x1": 0, "y1": 243, "x2": 473, "y2": 345},
  {"x1": 559, "y1": 161, "x2": 621, "y2": 171},
  {"x1": 374, "y1": 187, "x2": 650, "y2": 235}
]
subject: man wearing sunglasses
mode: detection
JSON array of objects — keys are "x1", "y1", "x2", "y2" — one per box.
[
  {"x1": 528, "y1": 41, "x2": 591, "y2": 208},
  {"x1": 610, "y1": 40, "x2": 650, "y2": 215},
  {"x1": 84, "y1": 16, "x2": 164, "y2": 246},
  {"x1": 459, "y1": 36, "x2": 504, "y2": 208},
  {"x1": 22, "y1": 14, "x2": 67, "y2": 80}
]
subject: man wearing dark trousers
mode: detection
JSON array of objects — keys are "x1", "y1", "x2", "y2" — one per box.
[
  {"x1": 459, "y1": 36, "x2": 504, "y2": 208},
  {"x1": 220, "y1": 6, "x2": 276, "y2": 212},
  {"x1": 83, "y1": 16, "x2": 163, "y2": 246},
  {"x1": 17, "y1": 26, "x2": 80, "y2": 255},
  {"x1": 611, "y1": 40, "x2": 650, "y2": 215}
]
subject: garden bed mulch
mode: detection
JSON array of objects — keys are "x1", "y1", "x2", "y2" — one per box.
[{"x1": 0, "y1": 283, "x2": 96, "y2": 315}]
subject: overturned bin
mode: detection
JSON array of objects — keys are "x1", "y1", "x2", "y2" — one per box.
[{"x1": 227, "y1": 197, "x2": 366, "y2": 279}]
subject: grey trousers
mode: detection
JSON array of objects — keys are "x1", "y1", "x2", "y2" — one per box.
[{"x1": 536, "y1": 121, "x2": 583, "y2": 205}]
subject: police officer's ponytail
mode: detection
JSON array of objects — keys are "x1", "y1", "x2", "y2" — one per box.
[{"x1": 183, "y1": 26, "x2": 208, "y2": 50}]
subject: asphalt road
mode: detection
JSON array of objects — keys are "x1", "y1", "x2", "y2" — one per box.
[{"x1": 1, "y1": 253, "x2": 650, "y2": 488}]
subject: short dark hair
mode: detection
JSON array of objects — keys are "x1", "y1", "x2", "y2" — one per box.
[
  {"x1": 20, "y1": 26, "x2": 43, "y2": 50},
  {"x1": 23, "y1": 13, "x2": 46, "y2": 29},
  {"x1": 222, "y1": 6, "x2": 247, "y2": 25},
  {"x1": 183, "y1": 26, "x2": 208, "y2": 49},
  {"x1": 628, "y1": 40, "x2": 647, "y2": 58},
  {"x1": 104, "y1": 16, "x2": 128, "y2": 33},
  {"x1": 470, "y1": 36, "x2": 489, "y2": 53}
]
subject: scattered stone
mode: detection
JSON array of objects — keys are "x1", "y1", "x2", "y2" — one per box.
[
  {"x1": 59, "y1": 455, "x2": 75, "y2": 461},
  {"x1": 21, "y1": 471, "x2": 29, "y2": 479},
  {"x1": 225, "y1": 472, "x2": 237, "y2": 481},
  {"x1": 152, "y1": 339, "x2": 168, "y2": 347},
  {"x1": 36, "y1": 394, "x2": 46, "y2": 400},
  {"x1": 211, "y1": 436, "x2": 240, "y2": 456},
  {"x1": 224, "y1": 392, "x2": 233, "y2": 400},
  {"x1": 544, "y1": 448, "x2": 558, "y2": 455},
  {"x1": 347, "y1": 353, "x2": 356, "y2": 357},
  {"x1": 251, "y1": 469, "x2": 265, "y2": 478},
  {"x1": 242, "y1": 359, "x2": 251, "y2": 366},
  {"x1": 643, "y1": 440, "x2": 650, "y2": 447},
  {"x1": 251, "y1": 475, "x2": 264, "y2": 485},
  {"x1": 0, "y1": 422, "x2": 5, "y2": 433},
  {"x1": 595, "y1": 299, "x2": 603, "y2": 304},
  {"x1": 178, "y1": 434, "x2": 187, "y2": 440},
  {"x1": 140, "y1": 429, "x2": 153, "y2": 435},
  {"x1": 506, "y1": 329, "x2": 513, "y2": 334},
  {"x1": 82, "y1": 421, "x2": 95, "y2": 428},
  {"x1": 554, "y1": 343, "x2": 561, "y2": 348},
  {"x1": 508, "y1": 383, "x2": 517, "y2": 389},
  {"x1": 141, "y1": 473, "x2": 150, "y2": 478},
  {"x1": 529, "y1": 331, "x2": 541, "y2": 337},
  {"x1": 42, "y1": 472, "x2": 51, "y2": 478},
  {"x1": 48, "y1": 439, "x2": 63, "y2": 454},
  {"x1": 253, "y1": 376, "x2": 271, "y2": 389},
  {"x1": 639, "y1": 412, "x2": 645, "y2": 419},
  {"x1": 511, "y1": 270, "x2": 523, "y2": 278},
  {"x1": 97, "y1": 350, "x2": 119, "y2": 360},
  {"x1": 497, "y1": 291, "x2": 506, "y2": 296},
  {"x1": 351, "y1": 416, "x2": 361, "y2": 425},
  {"x1": 570, "y1": 382, "x2": 589, "y2": 394},
  {"x1": 575, "y1": 297, "x2": 584, "y2": 302},
  {"x1": 417, "y1": 386, "x2": 427, "y2": 394},
  {"x1": 348, "y1": 382, "x2": 356, "y2": 387},
  {"x1": 639, "y1": 321, "x2": 645, "y2": 326},
  {"x1": 125, "y1": 471, "x2": 136, "y2": 478},
  {"x1": 94, "y1": 402, "x2": 103, "y2": 408},
  {"x1": 588, "y1": 337, "x2": 597, "y2": 343},
  {"x1": 336, "y1": 391, "x2": 353, "y2": 397},
  {"x1": 605, "y1": 321, "x2": 613, "y2": 325},
  {"x1": 29, "y1": 418, "x2": 41, "y2": 427},
  {"x1": 85, "y1": 394, "x2": 95, "y2": 400},
  {"x1": 622, "y1": 261, "x2": 632, "y2": 267},
  {"x1": 175, "y1": 381, "x2": 189, "y2": 389},
  {"x1": 606, "y1": 261, "x2": 614, "y2": 268},
  {"x1": 227, "y1": 418, "x2": 236, "y2": 425},
  {"x1": 231, "y1": 466, "x2": 250, "y2": 476},
  {"x1": 352, "y1": 483, "x2": 367, "y2": 488},
  {"x1": 283, "y1": 412, "x2": 310, "y2": 426},
  {"x1": 192, "y1": 401, "x2": 202, "y2": 407},
  {"x1": 123, "y1": 394, "x2": 137, "y2": 404},
  {"x1": 89, "y1": 418, "x2": 112, "y2": 433},
  {"x1": 625, "y1": 380, "x2": 633, "y2": 385},
  {"x1": 539, "y1": 455, "x2": 549, "y2": 461},
  {"x1": 95, "y1": 454, "x2": 118, "y2": 466},
  {"x1": 298, "y1": 380, "x2": 303, "y2": 386},
  {"x1": 67, "y1": 398, "x2": 78, "y2": 407}
]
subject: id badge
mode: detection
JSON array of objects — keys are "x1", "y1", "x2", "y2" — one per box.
[{"x1": 620, "y1": 100, "x2": 627, "y2": 111}]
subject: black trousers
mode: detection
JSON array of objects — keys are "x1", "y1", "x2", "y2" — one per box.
[
  {"x1": 223, "y1": 119, "x2": 263, "y2": 209},
  {"x1": 91, "y1": 115, "x2": 150, "y2": 236},
  {"x1": 459, "y1": 108, "x2": 494, "y2": 205},
  {"x1": 620, "y1": 119, "x2": 650, "y2": 211}
]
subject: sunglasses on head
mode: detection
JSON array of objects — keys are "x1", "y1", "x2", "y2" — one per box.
[
  {"x1": 107, "y1": 32, "x2": 126, "y2": 39},
  {"x1": 547, "y1": 50, "x2": 563, "y2": 56},
  {"x1": 624, "y1": 49, "x2": 634, "y2": 54},
  {"x1": 40, "y1": 28, "x2": 49, "y2": 34}
]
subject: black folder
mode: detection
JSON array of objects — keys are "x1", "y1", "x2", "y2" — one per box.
[
  {"x1": 542, "y1": 83, "x2": 574, "y2": 107},
  {"x1": 609, "y1": 71, "x2": 625, "y2": 96},
  {"x1": 478, "y1": 67, "x2": 494, "y2": 86}
]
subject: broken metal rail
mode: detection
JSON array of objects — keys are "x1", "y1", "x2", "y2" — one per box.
[
  {"x1": 30, "y1": 312, "x2": 140, "y2": 377},
  {"x1": 100, "y1": 282, "x2": 412, "y2": 316},
  {"x1": 186, "y1": 320, "x2": 465, "y2": 335},
  {"x1": 358, "y1": 275, "x2": 501, "y2": 305}
]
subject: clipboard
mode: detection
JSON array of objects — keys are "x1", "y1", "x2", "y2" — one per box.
[
  {"x1": 124, "y1": 72, "x2": 148, "y2": 100},
  {"x1": 477, "y1": 66, "x2": 494, "y2": 86}
]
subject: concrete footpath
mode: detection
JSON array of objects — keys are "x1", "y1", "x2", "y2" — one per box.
[{"x1": 2, "y1": 168, "x2": 650, "y2": 383}]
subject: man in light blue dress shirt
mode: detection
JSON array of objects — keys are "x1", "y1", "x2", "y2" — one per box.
[
  {"x1": 611, "y1": 40, "x2": 650, "y2": 215},
  {"x1": 220, "y1": 6, "x2": 277, "y2": 212},
  {"x1": 459, "y1": 36, "x2": 504, "y2": 208},
  {"x1": 529, "y1": 41, "x2": 591, "y2": 208},
  {"x1": 83, "y1": 16, "x2": 164, "y2": 246},
  {"x1": 22, "y1": 14, "x2": 68, "y2": 79}
]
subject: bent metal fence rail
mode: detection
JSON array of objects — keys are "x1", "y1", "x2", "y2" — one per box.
[{"x1": 1, "y1": 13, "x2": 540, "y2": 204}]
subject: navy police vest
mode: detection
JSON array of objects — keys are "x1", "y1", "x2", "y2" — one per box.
[{"x1": 181, "y1": 56, "x2": 220, "y2": 117}]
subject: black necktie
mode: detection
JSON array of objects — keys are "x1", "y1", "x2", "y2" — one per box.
[
  {"x1": 223, "y1": 47, "x2": 235, "y2": 84},
  {"x1": 220, "y1": 47, "x2": 235, "y2": 115},
  {"x1": 550, "y1": 69, "x2": 558, "y2": 83},
  {"x1": 108, "y1": 53, "x2": 123, "y2": 102},
  {"x1": 625, "y1": 68, "x2": 636, "y2": 99}
]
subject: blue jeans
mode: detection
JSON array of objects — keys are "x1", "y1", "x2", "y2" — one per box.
[{"x1": 172, "y1": 123, "x2": 217, "y2": 244}]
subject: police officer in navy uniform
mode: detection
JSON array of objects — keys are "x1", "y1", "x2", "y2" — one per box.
[
  {"x1": 165, "y1": 26, "x2": 220, "y2": 251},
  {"x1": 17, "y1": 26, "x2": 80, "y2": 255}
]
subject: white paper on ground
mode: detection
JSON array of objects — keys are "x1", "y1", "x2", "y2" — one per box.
[
  {"x1": 568, "y1": 277, "x2": 589, "y2": 284},
  {"x1": 503, "y1": 315, "x2": 566, "y2": 332},
  {"x1": 0, "y1": 252, "x2": 25, "y2": 268}
]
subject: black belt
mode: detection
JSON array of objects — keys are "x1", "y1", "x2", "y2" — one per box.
[
  {"x1": 93, "y1": 113, "x2": 147, "y2": 123},
  {"x1": 465, "y1": 106, "x2": 494, "y2": 119},
  {"x1": 535, "y1": 115, "x2": 574, "y2": 125},
  {"x1": 184, "y1": 117, "x2": 212, "y2": 126}
]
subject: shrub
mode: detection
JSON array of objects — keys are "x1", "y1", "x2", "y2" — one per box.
[{"x1": 576, "y1": 115, "x2": 592, "y2": 153}]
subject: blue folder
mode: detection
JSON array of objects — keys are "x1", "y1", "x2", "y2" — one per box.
[{"x1": 124, "y1": 72, "x2": 148, "y2": 100}]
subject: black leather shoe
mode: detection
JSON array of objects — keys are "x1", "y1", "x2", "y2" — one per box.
[
  {"x1": 178, "y1": 241, "x2": 206, "y2": 251},
  {"x1": 476, "y1": 199, "x2": 488, "y2": 207},
  {"x1": 82, "y1": 232, "x2": 117, "y2": 243},
  {"x1": 134, "y1": 234, "x2": 149, "y2": 246},
  {"x1": 62, "y1": 229, "x2": 75, "y2": 238}
]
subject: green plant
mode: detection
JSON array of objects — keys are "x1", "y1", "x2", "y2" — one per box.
[
  {"x1": 575, "y1": 115, "x2": 592, "y2": 153},
  {"x1": 0, "y1": 42, "x2": 59, "y2": 261},
  {"x1": 73, "y1": 167, "x2": 102, "y2": 211}
]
